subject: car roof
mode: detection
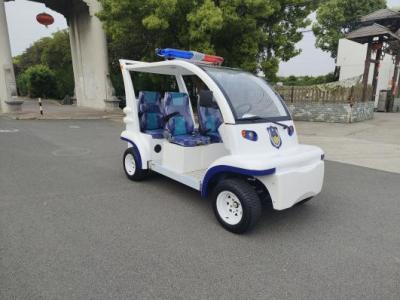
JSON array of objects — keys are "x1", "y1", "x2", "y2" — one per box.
[{"x1": 121, "y1": 59, "x2": 243, "y2": 76}]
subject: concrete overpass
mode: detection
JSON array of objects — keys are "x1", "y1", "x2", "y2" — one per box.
[{"x1": 0, "y1": 0, "x2": 119, "y2": 112}]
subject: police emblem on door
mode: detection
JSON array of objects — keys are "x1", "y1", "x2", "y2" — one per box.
[{"x1": 267, "y1": 126, "x2": 282, "y2": 149}]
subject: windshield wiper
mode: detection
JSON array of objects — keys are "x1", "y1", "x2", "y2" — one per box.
[
  {"x1": 236, "y1": 117, "x2": 290, "y2": 129},
  {"x1": 270, "y1": 121, "x2": 288, "y2": 129},
  {"x1": 237, "y1": 116, "x2": 266, "y2": 121}
]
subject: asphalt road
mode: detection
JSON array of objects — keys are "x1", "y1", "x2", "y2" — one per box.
[{"x1": 0, "y1": 117, "x2": 399, "y2": 299}]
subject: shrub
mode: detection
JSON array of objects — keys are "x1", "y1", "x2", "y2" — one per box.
[
  {"x1": 16, "y1": 71, "x2": 29, "y2": 96},
  {"x1": 276, "y1": 73, "x2": 338, "y2": 86},
  {"x1": 21, "y1": 65, "x2": 57, "y2": 98}
]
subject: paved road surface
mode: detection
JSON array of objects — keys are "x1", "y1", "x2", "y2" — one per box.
[
  {"x1": 297, "y1": 113, "x2": 400, "y2": 174},
  {"x1": 0, "y1": 118, "x2": 399, "y2": 299}
]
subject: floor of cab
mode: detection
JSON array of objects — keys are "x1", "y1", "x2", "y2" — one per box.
[{"x1": 149, "y1": 161, "x2": 206, "y2": 191}]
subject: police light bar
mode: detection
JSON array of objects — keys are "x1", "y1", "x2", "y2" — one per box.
[{"x1": 156, "y1": 48, "x2": 224, "y2": 65}]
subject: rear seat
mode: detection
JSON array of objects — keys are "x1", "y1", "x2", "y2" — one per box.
[
  {"x1": 163, "y1": 92, "x2": 210, "y2": 147},
  {"x1": 138, "y1": 91, "x2": 164, "y2": 139}
]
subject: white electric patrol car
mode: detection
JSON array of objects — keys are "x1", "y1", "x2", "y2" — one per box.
[{"x1": 120, "y1": 48, "x2": 324, "y2": 233}]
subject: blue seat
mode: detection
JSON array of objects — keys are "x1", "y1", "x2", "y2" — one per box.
[
  {"x1": 164, "y1": 92, "x2": 210, "y2": 147},
  {"x1": 197, "y1": 91, "x2": 223, "y2": 143},
  {"x1": 138, "y1": 91, "x2": 164, "y2": 139}
]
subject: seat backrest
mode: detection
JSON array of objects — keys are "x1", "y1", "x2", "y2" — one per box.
[
  {"x1": 163, "y1": 92, "x2": 194, "y2": 136},
  {"x1": 197, "y1": 90, "x2": 223, "y2": 135},
  {"x1": 198, "y1": 106, "x2": 223, "y2": 134},
  {"x1": 138, "y1": 91, "x2": 163, "y2": 131}
]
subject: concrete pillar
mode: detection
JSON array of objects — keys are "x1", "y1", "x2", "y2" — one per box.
[
  {"x1": 68, "y1": 0, "x2": 118, "y2": 111},
  {"x1": 0, "y1": 0, "x2": 22, "y2": 112}
]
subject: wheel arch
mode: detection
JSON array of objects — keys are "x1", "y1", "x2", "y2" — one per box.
[
  {"x1": 200, "y1": 165, "x2": 276, "y2": 198},
  {"x1": 120, "y1": 137, "x2": 143, "y2": 169}
]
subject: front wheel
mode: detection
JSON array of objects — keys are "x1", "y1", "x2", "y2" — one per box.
[
  {"x1": 123, "y1": 148, "x2": 148, "y2": 181},
  {"x1": 212, "y1": 178, "x2": 262, "y2": 234}
]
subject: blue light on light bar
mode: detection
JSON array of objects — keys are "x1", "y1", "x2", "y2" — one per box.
[
  {"x1": 156, "y1": 48, "x2": 194, "y2": 60},
  {"x1": 156, "y1": 48, "x2": 224, "y2": 64}
]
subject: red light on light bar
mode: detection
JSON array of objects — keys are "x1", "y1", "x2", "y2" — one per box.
[
  {"x1": 203, "y1": 54, "x2": 224, "y2": 64},
  {"x1": 156, "y1": 48, "x2": 224, "y2": 65}
]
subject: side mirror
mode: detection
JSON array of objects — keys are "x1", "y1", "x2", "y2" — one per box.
[{"x1": 198, "y1": 90, "x2": 216, "y2": 108}]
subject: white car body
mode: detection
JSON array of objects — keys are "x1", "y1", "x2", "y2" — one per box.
[{"x1": 119, "y1": 58, "x2": 324, "y2": 211}]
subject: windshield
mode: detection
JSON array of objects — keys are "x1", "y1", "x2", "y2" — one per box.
[{"x1": 203, "y1": 67, "x2": 290, "y2": 122}]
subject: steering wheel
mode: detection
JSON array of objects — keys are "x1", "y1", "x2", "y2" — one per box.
[{"x1": 235, "y1": 103, "x2": 252, "y2": 116}]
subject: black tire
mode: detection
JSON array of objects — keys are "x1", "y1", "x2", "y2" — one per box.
[
  {"x1": 296, "y1": 197, "x2": 313, "y2": 206},
  {"x1": 123, "y1": 148, "x2": 148, "y2": 181},
  {"x1": 212, "y1": 178, "x2": 262, "y2": 234}
]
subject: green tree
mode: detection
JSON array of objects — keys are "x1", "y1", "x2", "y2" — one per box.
[
  {"x1": 14, "y1": 30, "x2": 74, "y2": 99},
  {"x1": 98, "y1": 0, "x2": 320, "y2": 82},
  {"x1": 313, "y1": 0, "x2": 387, "y2": 58}
]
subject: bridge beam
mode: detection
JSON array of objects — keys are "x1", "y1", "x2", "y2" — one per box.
[
  {"x1": 68, "y1": 0, "x2": 119, "y2": 110},
  {"x1": 1, "y1": 0, "x2": 118, "y2": 112}
]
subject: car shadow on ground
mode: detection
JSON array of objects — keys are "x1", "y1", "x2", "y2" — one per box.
[{"x1": 134, "y1": 171, "x2": 324, "y2": 236}]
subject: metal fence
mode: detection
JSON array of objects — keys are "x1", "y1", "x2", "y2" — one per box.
[{"x1": 275, "y1": 83, "x2": 373, "y2": 103}]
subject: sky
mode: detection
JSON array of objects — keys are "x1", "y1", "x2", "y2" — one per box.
[{"x1": 4, "y1": 0, "x2": 400, "y2": 77}]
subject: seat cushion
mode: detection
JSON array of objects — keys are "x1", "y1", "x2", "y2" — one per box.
[
  {"x1": 207, "y1": 132, "x2": 222, "y2": 143},
  {"x1": 170, "y1": 134, "x2": 210, "y2": 147},
  {"x1": 198, "y1": 102, "x2": 223, "y2": 143},
  {"x1": 171, "y1": 115, "x2": 189, "y2": 136},
  {"x1": 204, "y1": 114, "x2": 219, "y2": 132},
  {"x1": 144, "y1": 112, "x2": 163, "y2": 130},
  {"x1": 164, "y1": 92, "x2": 194, "y2": 136},
  {"x1": 144, "y1": 129, "x2": 164, "y2": 139},
  {"x1": 138, "y1": 91, "x2": 164, "y2": 134}
]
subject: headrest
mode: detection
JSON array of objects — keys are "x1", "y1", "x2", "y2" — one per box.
[
  {"x1": 198, "y1": 90, "x2": 217, "y2": 108},
  {"x1": 139, "y1": 91, "x2": 159, "y2": 104},
  {"x1": 166, "y1": 92, "x2": 188, "y2": 107}
]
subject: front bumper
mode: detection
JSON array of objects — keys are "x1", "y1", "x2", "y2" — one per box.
[{"x1": 257, "y1": 159, "x2": 324, "y2": 210}]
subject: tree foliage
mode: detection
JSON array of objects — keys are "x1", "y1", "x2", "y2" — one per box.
[
  {"x1": 98, "y1": 0, "x2": 320, "y2": 82},
  {"x1": 14, "y1": 30, "x2": 74, "y2": 99},
  {"x1": 18, "y1": 65, "x2": 57, "y2": 98},
  {"x1": 312, "y1": 0, "x2": 387, "y2": 58},
  {"x1": 277, "y1": 73, "x2": 337, "y2": 86}
]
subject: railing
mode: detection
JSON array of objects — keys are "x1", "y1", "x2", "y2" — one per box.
[{"x1": 275, "y1": 83, "x2": 373, "y2": 103}]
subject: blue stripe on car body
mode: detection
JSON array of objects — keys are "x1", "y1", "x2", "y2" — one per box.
[{"x1": 201, "y1": 165, "x2": 276, "y2": 197}]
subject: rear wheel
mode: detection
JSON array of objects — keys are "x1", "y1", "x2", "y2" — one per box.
[
  {"x1": 123, "y1": 148, "x2": 148, "y2": 181},
  {"x1": 212, "y1": 178, "x2": 262, "y2": 234}
]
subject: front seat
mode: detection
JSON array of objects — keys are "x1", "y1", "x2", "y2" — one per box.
[
  {"x1": 138, "y1": 91, "x2": 164, "y2": 139},
  {"x1": 163, "y1": 92, "x2": 210, "y2": 147},
  {"x1": 197, "y1": 90, "x2": 223, "y2": 143}
]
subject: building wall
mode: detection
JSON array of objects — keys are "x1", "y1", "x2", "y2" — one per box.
[{"x1": 336, "y1": 39, "x2": 397, "y2": 106}]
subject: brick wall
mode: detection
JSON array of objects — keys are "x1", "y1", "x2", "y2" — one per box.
[{"x1": 286, "y1": 101, "x2": 375, "y2": 123}]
